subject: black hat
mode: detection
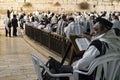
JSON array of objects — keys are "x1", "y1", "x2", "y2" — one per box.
[
  {"x1": 95, "y1": 17, "x2": 113, "y2": 30},
  {"x1": 68, "y1": 17, "x2": 74, "y2": 21},
  {"x1": 13, "y1": 14, "x2": 17, "y2": 18}
]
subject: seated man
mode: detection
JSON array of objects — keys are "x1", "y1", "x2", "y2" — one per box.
[{"x1": 47, "y1": 18, "x2": 120, "y2": 80}]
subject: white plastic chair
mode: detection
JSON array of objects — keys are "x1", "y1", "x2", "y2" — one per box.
[
  {"x1": 31, "y1": 54, "x2": 73, "y2": 80},
  {"x1": 113, "y1": 61, "x2": 120, "y2": 80},
  {"x1": 73, "y1": 54, "x2": 120, "y2": 80}
]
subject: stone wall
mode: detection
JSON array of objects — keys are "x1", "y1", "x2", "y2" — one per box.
[{"x1": 0, "y1": 0, "x2": 120, "y2": 14}]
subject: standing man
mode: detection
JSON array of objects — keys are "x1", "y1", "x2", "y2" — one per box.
[
  {"x1": 12, "y1": 14, "x2": 18, "y2": 37},
  {"x1": 19, "y1": 14, "x2": 25, "y2": 29},
  {"x1": 4, "y1": 10, "x2": 11, "y2": 37},
  {"x1": 64, "y1": 17, "x2": 82, "y2": 39},
  {"x1": 56, "y1": 14, "x2": 67, "y2": 36}
]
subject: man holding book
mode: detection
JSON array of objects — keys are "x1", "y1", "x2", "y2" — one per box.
[
  {"x1": 71, "y1": 17, "x2": 120, "y2": 80},
  {"x1": 47, "y1": 17, "x2": 120, "y2": 80}
]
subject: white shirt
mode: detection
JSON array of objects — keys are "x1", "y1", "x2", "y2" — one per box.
[
  {"x1": 4, "y1": 17, "x2": 10, "y2": 31},
  {"x1": 73, "y1": 46, "x2": 100, "y2": 70}
]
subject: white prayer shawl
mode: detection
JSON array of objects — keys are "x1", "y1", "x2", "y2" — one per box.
[
  {"x1": 44, "y1": 24, "x2": 52, "y2": 32},
  {"x1": 38, "y1": 14, "x2": 44, "y2": 22},
  {"x1": 38, "y1": 25, "x2": 45, "y2": 29},
  {"x1": 4, "y1": 17, "x2": 9, "y2": 32},
  {"x1": 76, "y1": 23, "x2": 84, "y2": 34},
  {"x1": 87, "y1": 19, "x2": 94, "y2": 34},
  {"x1": 34, "y1": 10, "x2": 39, "y2": 17},
  {"x1": 112, "y1": 19, "x2": 120, "y2": 30},
  {"x1": 33, "y1": 21, "x2": 39, "y2": 27},
  {"x1": 56, "y1": 19, "x2": 67, "y2": 36},
  {"x1": 75, "y1": 15, "x2": 82, "y2": 23},
  {"x1": 78, "y1": 15, "x2": 88, "y2": 33},
  {"x1": 51, "y1": 15, "x2": 58, "y2": 24},
  {"x1": 73, "y1": 29, "x2": 120, "y2": 71},
  {"x1": 29, "y1": 16, "x2": 33, "y2": 22},
  {"x1": 64, "y1": 22, "x2": 82, "y2": 38}
]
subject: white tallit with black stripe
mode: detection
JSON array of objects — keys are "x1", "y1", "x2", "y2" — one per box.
[{"x1": 72, "y1": 28, "x2": 120, "y2": 79}]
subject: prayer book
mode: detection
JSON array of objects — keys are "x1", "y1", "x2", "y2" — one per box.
[{"x1": 75, "y1": 38, "x2": 90, "y2": 51}]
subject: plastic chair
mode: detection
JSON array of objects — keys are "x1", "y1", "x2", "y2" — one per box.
[
  {"x1": 31, "y1": 54, "x2": 73, "y2": 80},
  {"x1": 113, "y1": 61, "x2": 120, "y2": 80},
  {"x1": 73, "y1": 54, "x2": 120, "y2": 80}
]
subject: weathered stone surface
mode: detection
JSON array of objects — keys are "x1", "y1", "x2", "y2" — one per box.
[{"x1": 0, "y1": 19, "x2": 66, "y2": 80}]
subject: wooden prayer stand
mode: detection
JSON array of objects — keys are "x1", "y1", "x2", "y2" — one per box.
[{"x1": 68, "y1": 35, "x2": 85, "y2": 65}]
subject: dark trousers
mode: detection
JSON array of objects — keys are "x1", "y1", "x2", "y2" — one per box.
[
  {"x1": 13, "y1": 26, "x2": 17, "y2": 36},
  {"x1": 48, "y1": 57, "x2": 73, "y2": 80},
  {"x1": 48, "y1": 57, "x2": 94, "y2": 80}
]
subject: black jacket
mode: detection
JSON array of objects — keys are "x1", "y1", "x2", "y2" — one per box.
[{"x1": 12, "y1": 18, "x2": 18, "y2": 27}]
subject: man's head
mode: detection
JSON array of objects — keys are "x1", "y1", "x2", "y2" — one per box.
[
  {"x1": 92, "y1": 18, "x2": 113, "y2": 36},
  {"x1": 61, "y1": 14, "x2": 66, "y2": 21},
  {"x1": 68, "y1": 17, "x2": 74, "y2": 22},
  {"x1": 13, "y1": 14, "x2": 17, "y2": 18}
]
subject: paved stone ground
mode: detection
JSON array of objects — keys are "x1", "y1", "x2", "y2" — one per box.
[
  {"x1": 0, "y1": 27, "x2": 65, "y2": 80},
  {"x1": 0, "y1": 15, "x2": 65, "y2": 80},
  {"x1": 0, "y1": 14, "x2": 45, "y2": 80},
  {"x1": 0, "y1": 34, "x2": 38, "y2": 80},
  {"x1": 0, "y1": 28, "x2": 62, "y2": 80}
]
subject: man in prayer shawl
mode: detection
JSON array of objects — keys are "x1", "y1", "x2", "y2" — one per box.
[
  {"x1": 64, "y1": 17, "x2": 82, "y2": 38},
  {"x1": 71, "y1": 18, "x2": 120, "y2": 80},
  {"x1": 4, "y1": 14, "x2": 11, "y2": 37},
  {"x1": 111, "y1": 15, "x2": 120, "y2": 30},
  {"x1": 86, "y1": 14, "x2": 95, "y2": 35},
  {"x1": 48, "y1": 17, "x2": 120, "y2": 80},
  {"x1": 56, "y1": 14, "x2": 67, "y2": 36}
]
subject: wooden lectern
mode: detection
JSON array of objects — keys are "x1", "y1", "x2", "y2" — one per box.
[{"x1": 69, "y1": 35, "x2": 89, "y2": 65}]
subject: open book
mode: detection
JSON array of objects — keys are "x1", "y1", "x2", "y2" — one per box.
[{"x1": 75, "y1": 38, "x2": 90, "y2": 51}]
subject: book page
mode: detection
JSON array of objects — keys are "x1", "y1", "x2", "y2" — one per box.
[{"x1": 75, "y1": 38, "x2": 90, "y2": 51}]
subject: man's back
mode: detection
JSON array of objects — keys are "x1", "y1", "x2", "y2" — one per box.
[{"x1": 112, "y1": 20, "x2": 120, "y2": 30}]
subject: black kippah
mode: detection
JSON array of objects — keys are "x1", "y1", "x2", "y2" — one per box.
[
  {"x1": 95, "y1": 17, "x2": 113, "y2": 29},
  {"x1": 68, "y1": 17, "x2": 74, "y2": 21}
]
